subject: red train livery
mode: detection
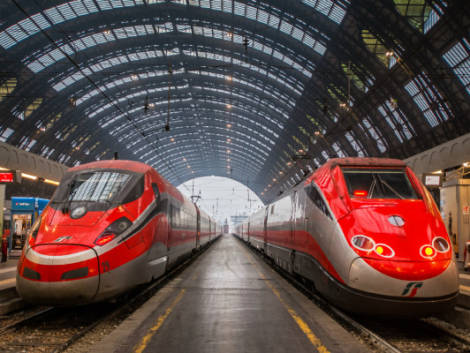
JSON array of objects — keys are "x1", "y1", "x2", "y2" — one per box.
[
  {"x1": 17, "y1": 160, "x2": 219, "y2": 305},
  {"x1": 235, "y1": 158, "x2": 458, "y2": 316}
]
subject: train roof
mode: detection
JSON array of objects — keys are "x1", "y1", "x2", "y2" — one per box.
[
  {"x1": 67, "y1": 160, "x2": 153, "y2": 174},
  {"x1": 322, "y1": 157, "x2": 406, "y2": 169}
]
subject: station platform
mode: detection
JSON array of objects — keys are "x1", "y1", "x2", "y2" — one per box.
[
  {"x1": 98, "y1": 234, "x2": 369, "y2": 353},
  {"x1": 0, "y1": 259, "x2": 17, "y2": 291}
]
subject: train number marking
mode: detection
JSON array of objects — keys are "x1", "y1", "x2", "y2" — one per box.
[{"x1": 401, "y1": 282, "x2": 423, "y2": 297}]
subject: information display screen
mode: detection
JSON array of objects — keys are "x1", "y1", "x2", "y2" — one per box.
[{"x1": 423, "y1": 174, "x2": 441, "y2": 187}]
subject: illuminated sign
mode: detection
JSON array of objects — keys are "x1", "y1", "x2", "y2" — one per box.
[
  {"x1": 423, "y1": 174, "x2": 441, "y2": 187},
  {"x1": 0, "y1": 172, "x2": 14, "y2": 183}
]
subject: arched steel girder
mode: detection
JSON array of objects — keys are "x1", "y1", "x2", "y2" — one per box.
[
  {"x1": 17, "y1": 16, "x2": 318, "y2": 82},
  {"x1": 6, "y1": 1, "x2": 332, "y2": 66},
  {"x1": 69, "y1": 70, "x2": 294, "y2": 124},
  {"x1": 117, "y1": 111, "x2": 276, "y2": 161},
  {"x1": 149, "y1": 142, "x2": 262, "y2": 183},
  {"x1": 16, "y1": 35, "x2": 307, "y2": 141},
  {"x1": 131, "y1": 122, "x2": 271, "y2": 167},
  {"x1": 80, "y1": 79, "x2": 290, "y2": 133}
]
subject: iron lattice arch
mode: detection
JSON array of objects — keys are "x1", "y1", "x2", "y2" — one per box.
[{"x1": 0, "y1": 0, "x2": 469, "y2": 202}]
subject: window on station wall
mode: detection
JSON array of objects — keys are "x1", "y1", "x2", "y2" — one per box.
[
  {"x1": 404, "y1": 72, "x2": 450, "y2": 127},
  {"x1": 443, "y1": 38, "x2": 470, "y2": 96},
  {"x1": 377, "y1": 100, "x2": 415, "y2": 142},
  {"x1": 359, "y1": 118, "x2": 387, "y2": 153},
  {"x1": 0, "y1": 78, "x2": 17, "y2": 103},
  {"x1": 393, "y1": 0, "x2": 446, "y2": 34},
  {"x1": 0, "y1": 128, "x2": 14, "y2": 143},
  {"x1": 345, "y1": 131, "x2": 365, "y2": 157}
]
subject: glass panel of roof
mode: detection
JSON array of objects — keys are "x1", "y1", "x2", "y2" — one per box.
[
  {"x1": 345, "y1": 131, "x2": 365, "y2": 156},
  {"x1": 404, "y1": 72, "x2": 449, "y2": 127},
  {"x1": 302, "y1": 0, "x2": 347, "y2": 24},
  {"x1": 443, "y1": 39, "x2": 470, "y2": 95}
]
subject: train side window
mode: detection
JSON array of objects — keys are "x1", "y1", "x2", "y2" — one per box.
[
  {"x1": 152, "y1": 183, "x2": 160, "y2": 202},
  {"x1": 307, "y1": 185, "x2": 332, "y2": 219}
]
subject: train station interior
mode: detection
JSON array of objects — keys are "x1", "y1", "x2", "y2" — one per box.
[{"x1": 1, "y1": 0, "x2": 470, "y2": 352}]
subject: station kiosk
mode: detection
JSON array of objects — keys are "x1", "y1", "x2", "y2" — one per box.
[{"x1": 9, "y1": 197, "x2": 48, "y2": 257}]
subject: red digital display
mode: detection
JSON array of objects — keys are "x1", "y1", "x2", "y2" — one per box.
[{"x1": 0, "y1": 172, "x2": 14, "y2": 183}]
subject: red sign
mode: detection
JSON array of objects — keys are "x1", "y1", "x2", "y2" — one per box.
[{"x1": 0, "y1": 172, "x2": 14, "y2": 183}]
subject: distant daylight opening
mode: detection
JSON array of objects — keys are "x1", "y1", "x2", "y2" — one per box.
[{"x1": 177, "y1": 176, "x2": 264, "y2": 232}]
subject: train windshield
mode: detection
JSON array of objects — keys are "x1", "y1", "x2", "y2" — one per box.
[
  {"x1": 51, "y1": 169, "x2": 143, "y2": 209},
  {"x1": 342, "y1": 168, "x2": 419, "y2": 200}
]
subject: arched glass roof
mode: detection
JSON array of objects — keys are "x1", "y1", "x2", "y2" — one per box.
[{"x1": 0, "y1": 0, "x2": 468, "y2": 202}]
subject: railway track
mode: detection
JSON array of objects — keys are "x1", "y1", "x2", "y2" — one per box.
[
  {"x1": 0, "y1": 237, "x2": 220, "y2": 353},
  {"x1": 236, "y1": 235, "x2": 470, "y2": 353}
]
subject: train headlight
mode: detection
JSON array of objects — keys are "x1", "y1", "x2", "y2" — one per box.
[
  {"x1": 420, "y1": 245, "x2": 436, "y2": 259},
  {"x1": 351, "y1": 235, "x2": 375, "y2": 251},
  {"x1": 432, "y1": 237, "x2": 450, "y2": 253},
  {"x1": 374, "y1": 244, "x2": 395, "y2": 258},
  {"x1": 94, "y1": 217, "x2": 132, "y2": 246}
]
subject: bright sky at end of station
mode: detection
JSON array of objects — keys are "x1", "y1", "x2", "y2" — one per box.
[{"x1": 177, "y1": 176, "x2": 264, "y2": 225}]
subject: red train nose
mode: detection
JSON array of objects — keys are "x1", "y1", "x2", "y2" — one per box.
[{"x1": 17, "y1": 244, "x2": 100, "y2": 305}]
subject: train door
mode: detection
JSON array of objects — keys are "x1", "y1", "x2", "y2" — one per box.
[
  {"x1": 291, "y1": 191, "x2": 297, "y2": 245},
  {"x1": 196, "y1": 208, "x2": 201, "y2": 250},
  {"x1": 263, "y1": 207, "x2": 268, "y2": 253}
]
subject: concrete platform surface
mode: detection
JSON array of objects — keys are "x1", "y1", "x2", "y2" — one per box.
[
  {"x1": 0, "y1": 259, "x2": 17, "y2": 291},
  {"x1": 97, "y1": 234, "x2": 370, "y2": 353}
]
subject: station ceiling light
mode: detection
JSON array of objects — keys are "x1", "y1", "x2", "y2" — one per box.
[{"x1": 21, "y1": 173, "x2": 38, "y2": 180}]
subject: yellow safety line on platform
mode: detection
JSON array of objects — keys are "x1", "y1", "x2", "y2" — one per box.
[
  {"x1": 241, "y1": 247, "x2": 330, "y2": 353},
  {"x1": 133, "y1": 288, "x2": 186, "y2": 353}
]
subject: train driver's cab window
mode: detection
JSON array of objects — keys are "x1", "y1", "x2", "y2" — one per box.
[
  {"x1": 342, "y1": 168, "x2": 419, "y2": 199},
  {"x1": 307, "y1": 184, "x2": 332, "y2": 219}
]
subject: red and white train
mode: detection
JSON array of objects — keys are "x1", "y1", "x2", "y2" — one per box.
[
  {"x1": 235, "y1": 158, "x2": 458, "y2": 316},
  {"x1": 17, "y1": 160, "x2": 219, "y2": 305}
]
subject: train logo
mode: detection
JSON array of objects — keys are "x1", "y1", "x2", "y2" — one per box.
[{"x1": 402, "y1": 282, "x2": 424, "y2": 297}]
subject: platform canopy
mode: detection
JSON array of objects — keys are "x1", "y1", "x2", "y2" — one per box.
[{"x1": 0, "y1": 0, "x2": 468, "y2": 202}]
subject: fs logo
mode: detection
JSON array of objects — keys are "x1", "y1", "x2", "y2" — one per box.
[{"x1": 401, "y1": 282, "x2": 423, "y2": 297}]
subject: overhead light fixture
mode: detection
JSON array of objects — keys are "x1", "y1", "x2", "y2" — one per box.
[
  {"x1": 272, "y1": 178, "x2": 277, "y2": 182},
  {"x1": 44, "y1": 179, "x2": 59, "y2": 186},
  {"x1": 261, "y1": 192, "x2": 264, "y2": 195},
  {"x1": 21, "y1": 173, "x2": 38, "y2": 181},
  {"x1": 226, "y1": 104, "x2": 232, "y2": 109},
  {"x1": 226, "y1": 76, "x2": 232, "y2": 81},
  {"x1": 279, "y1": 171, "x2": 284, "y2": 175},
  {"x1": 464, "y1": 162, "x2": 469, "y2": 167},
  {"x1": 286, "y1": 162, "x2": 292, "y2": 166},
  {"x1": 0, "y1": 167, "x2": 9, "y2": 171},
  {"x1": 187, "y1": 165, "x2": 191, "y2": 169},
  {"x1": 183, "y1": 157, "x2": 186, "y2": 161},
  {"x1": 226, "y1": 149, "x2": 231, "y2": 154},
  {"x1": 314, "y1": 131, "x2": 321, "y2": 136},
  {"x1": 385, "y1": 51, "x2": 394, "y2": 57},
  {"x1": 226, "y1": 123, "x2": 232, "y2": 128},
  {"x1": 227, "y1": 138, "x2": 231, "y2": 143},
  {"x1": 131, "y1": 74, "x2": 138, "y2": 81},
  {"x1": 268, "y1": 184, "x2": 272, "y2": 188},
  {"x1": 170, "y1": 138, "x2": 175, "y2": 142}
]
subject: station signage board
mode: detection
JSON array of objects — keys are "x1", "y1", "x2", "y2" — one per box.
[
  {"x1": 423, "y1": 173, "x2": 442, "y2": 187},
  {"x1": 0, "y1": 172, "x2": 14, "y2": 183}
]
